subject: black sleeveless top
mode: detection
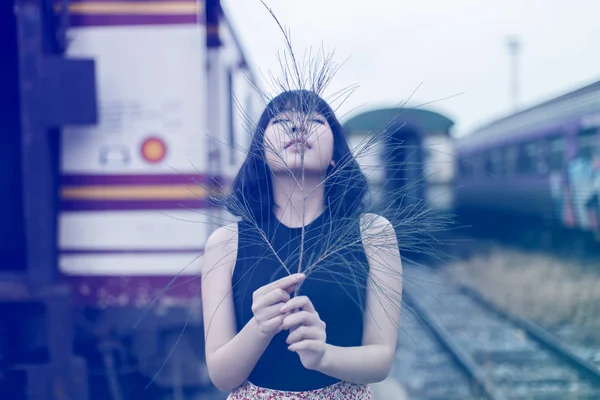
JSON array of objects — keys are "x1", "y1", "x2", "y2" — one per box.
[{"x1": 232, "y1": 211, "x2": 370, "y2": 391}]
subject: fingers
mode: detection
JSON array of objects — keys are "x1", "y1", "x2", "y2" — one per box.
[
  {"x1": 258, "y1": 301, "x2": 291, "y2": 322},
  {"x1": 287, "y1": 339, "x2": 323, "y2": 352},
  {"x1": 261, "y1": 288, "x2": 291, "y2": 308},
  {"x1": 285, "y1": 325, "x2": 325, "y2": 345},
  {"x1": 258, "y1": 314, "x2": 286, "y2": 334},
  {"x1": 252, "y1": 300, "x2": 291, "y2": 336},
  {"x1": 252, "y1": 288, "x2": 290, "y2": 322},
  {"x1": 280, "y1": 295, "x2": 316, "y2": 313},
  {"x1": 250, "y1": 273, "x2": 305, "y2": 336},
  {"x1": 252, "y1": 288, "x2": 288, "y2": 310},
  {"x1": 281, "y1": 310, "x2": 324, "y2": 330},
  {"x1": 255, "y1": 273, "x2": 305, "y2": 297}
]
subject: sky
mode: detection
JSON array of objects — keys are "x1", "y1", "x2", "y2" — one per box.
[{"x1": 222, "y1": 0, "x2": 600, "y2": 137}]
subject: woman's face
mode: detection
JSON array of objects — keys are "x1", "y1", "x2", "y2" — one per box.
[{"x1": 262, "y1": 110, "x2": 334, "y2": 175}]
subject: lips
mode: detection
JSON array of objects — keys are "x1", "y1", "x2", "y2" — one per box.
[{"x1": 284, "y1": 138, "x2": 311, "y2": 149}]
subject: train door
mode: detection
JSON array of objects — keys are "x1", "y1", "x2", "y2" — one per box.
[{"x1": 385, "y1": 127, "x2": 424, "y2": 209}]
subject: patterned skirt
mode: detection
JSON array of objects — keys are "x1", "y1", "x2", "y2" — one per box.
[{"x1": 226, "y1": 380, "x2": 372, "y2": 400}]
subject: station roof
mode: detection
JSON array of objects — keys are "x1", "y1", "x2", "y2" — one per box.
[{"x1": 342, "y1": 107, "x2": 455, "y2": 136}]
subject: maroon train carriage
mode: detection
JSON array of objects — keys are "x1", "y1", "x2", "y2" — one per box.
[{"x1": 453, "y1": 80, "x2": 600, "y2": 248}]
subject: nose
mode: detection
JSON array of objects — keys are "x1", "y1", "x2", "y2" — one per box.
[{"x1": 290, "y1": 124, "x2": 307, "y2": 136}]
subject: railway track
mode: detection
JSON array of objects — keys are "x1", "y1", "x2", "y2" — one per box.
[
  {"x1": 401, "y1": 266, "x2": 600, "y2": 400},
  {"x1": 389, "y1": 306, "x2": 480, "y2": 399}
]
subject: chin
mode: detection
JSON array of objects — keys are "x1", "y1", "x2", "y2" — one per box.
[{"x1": 272, "y1": 164, "x2": 329, "y2": 178}]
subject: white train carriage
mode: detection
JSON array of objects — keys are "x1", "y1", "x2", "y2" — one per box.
[
  {"x1": 59, "y1": 0, "x2": 260, "y2": 309},
  {"x1": 342, "y1": 107, "x2": 456, "y2": 212},
  {"x1": 55, "y1": 0, "x2": 261, "y2": 393}
]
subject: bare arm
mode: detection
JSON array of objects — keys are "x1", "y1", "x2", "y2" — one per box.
[
  {"x1": 320, "y1": 213, "x2": 402, "y2": 382},
  {"x1": 201, "y1": 224, "x2": 267, "y2": 391},
  {"x1": 201, "y1": 224, "x2": 305, "y2": 392}
]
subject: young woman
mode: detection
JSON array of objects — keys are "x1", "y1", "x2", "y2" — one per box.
[{"x1": 201, "y1": 90, "x2": 403, "y2": 399}]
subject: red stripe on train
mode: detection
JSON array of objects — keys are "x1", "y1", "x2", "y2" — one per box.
[
  {"x1": 61, "y1": 174, "x2": 226, "y2": 186},
  {"x1": 69, "y1": 14, "x2": 202, "y2": 27},
  {"x1": 60, "y1": 248, "x2": 204, "y2": 255},
  {"x1": 60, "y1": 199, "x2": 216, "y2": 211}
]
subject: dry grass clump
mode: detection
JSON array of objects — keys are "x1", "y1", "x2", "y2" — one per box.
[{"x1": 446, "y1": 244, "x2": 600, "y2": 344}]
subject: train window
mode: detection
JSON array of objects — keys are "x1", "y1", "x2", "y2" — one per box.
[
  {"x1": 483, "y1": 151, "x2": 492, "y2": 176},
  {"x1": 505, "y1": 146, "x2": 517, "y2": 176},
  {"x1": 458, "y1": 156, "x2": 474, "y2": 179},
  {"x1": 490, "y1": 148, "x2": 503, "y2": 177},
  {"x1": 548, "y1": 135, "x2": 565, "y2": 172},
  {"x1": 227, "y1": 68, "x2": 235, "y2": 166},
  {"x1": 499, "y1": 147, "x2": 507, "y2": 176},
  {"x1": 516, "y1": 141, "x2": 536, "y2": 174},
  {"x1": 458, "y1": 158, "x2": 467, "y2": 177},
  {"x1": 536, "y1": 139, "x2": 550, "y2": 175},
  {"x1": 467, "y1": 157, "x2": 476, "y2": 179},
  {"x1": 578, "y1": 128, "x2": 598, "y2": 160},
  {"x1": 526, "y1": 142, "x2": 537, "y2": 173},
  {"x1": 470, "y1": 153, "x2": 482, "y2": 179}
]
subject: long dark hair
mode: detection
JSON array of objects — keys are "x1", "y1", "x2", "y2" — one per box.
[{"x1": 224, "y1": 90, "x2": 369, "y2": 223}]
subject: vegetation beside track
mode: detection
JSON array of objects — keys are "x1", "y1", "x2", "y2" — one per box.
[{"x1": 445, "y1": 243, "x2": 600, "y2": 347}]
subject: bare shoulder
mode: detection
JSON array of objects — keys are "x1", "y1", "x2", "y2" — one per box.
[
  {"x1": 202, "y1": 222, "x2": 239, "y2": 278},
  {"x1": 359, "y1": 212, "x2": 402, "y2": 276},
  {"x1": 359, "y1": 213, "x2": 396, "y2": 246},
  {"x1": 360, "y1": 213, "x2": 393, "y2": 230},
  {"x1": 204, "y1": 222, "x2": 238, "y2": 252}
]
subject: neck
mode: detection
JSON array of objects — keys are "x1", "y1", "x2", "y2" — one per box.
[{"x1": 271, "y1": 172, "x2": 326, "y2": 228}]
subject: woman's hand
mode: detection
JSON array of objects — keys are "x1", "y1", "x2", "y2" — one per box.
[
  {"x1": 251, "y1": 273, "x2": 305, "y2": 337},
  {"x1": 280, "y1": 295, "x2": 328, "y2": 370}
]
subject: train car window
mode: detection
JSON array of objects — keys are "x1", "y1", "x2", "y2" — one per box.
[
  {"x1": 227, "y1": 68, "x2": 235, "y2": 166},
  {"x1": 483, "y1": 151, "x2": 492, "y2": 176},
  {"x1": 490, "y1": 148, "x2": 503, "y2": 177},
  {"x1": 516, "y1": 141, "x2": 536, "y2": 174},
  {"x1": 0, "y1": 3, "x2": 26, "y2": 271},
  {"x1": 505, "y1": 146, "x2": 517, "y2": 176},
  {"x1": 458, "y1": 156, "x2": 474, "y2": 179},
  {"x1": 548, "y1": 135, "x2": 565, "y2": 172},
  {"x1": 536, "y1": 139, "x2": 550, "y2": 175},
  {"x1": 467, "y1": 157, "x2": 475, "y2": 179},
  {"x1": 471, "y1": 153, "x2": 482, "y2": 179},
  {"x1": 499, "y1": 147, "x2": 507, "y2": 176},
  {"x1": 578, "y1": 128, "x2": 598, "y2": 160},
  {"x1": 525, "y1": 142, "x2": 537, "y2": 173},
  {"x1": 458, "y1": 158, "x2": 466, "y2": 178}
]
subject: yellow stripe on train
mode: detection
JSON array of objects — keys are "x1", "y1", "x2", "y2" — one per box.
[
  {"x1": 61, "y1": 185, "x2": 211, "y2": 200},
  {"x1": 58, "y1": 1, "x2": 203, "y2": 16}
]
